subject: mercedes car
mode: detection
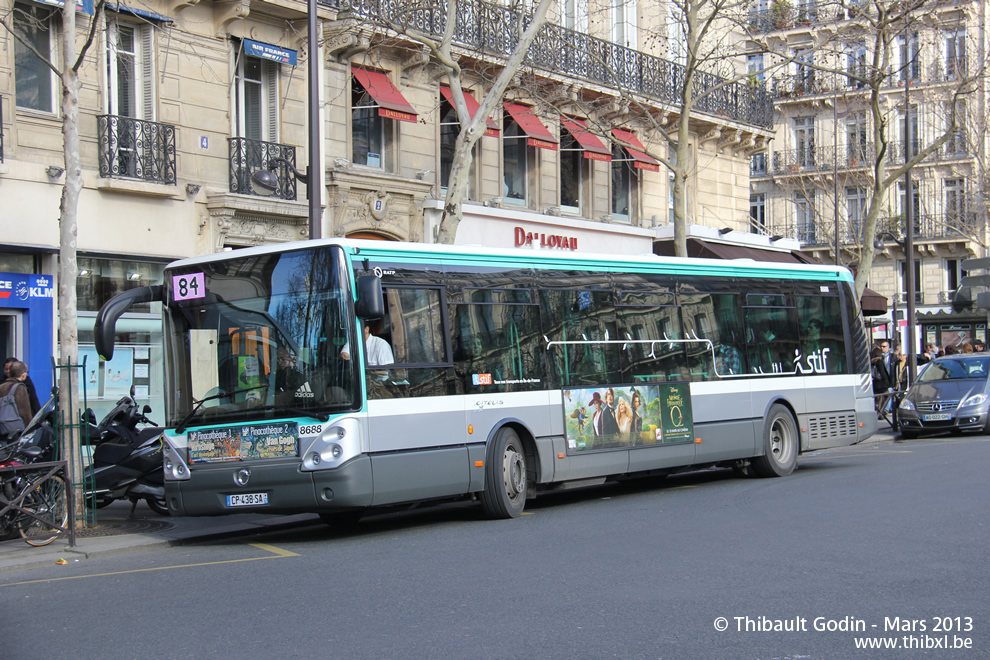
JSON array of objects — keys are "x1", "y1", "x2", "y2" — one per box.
[{"x1": 897, "y1": 354, "x2": 990, "y2": 439}]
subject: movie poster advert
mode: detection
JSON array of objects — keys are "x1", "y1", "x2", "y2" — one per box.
[
  {"x1": 187, "y1": 422, "x2": 299, "y2": 463},
  {"x1": 563, "y1": 383, "x2": 694, "y2": 452}
]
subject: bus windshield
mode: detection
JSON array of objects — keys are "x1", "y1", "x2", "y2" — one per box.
[{"x1": 163, "y1": 245, "x2": 358, "y2": 428}]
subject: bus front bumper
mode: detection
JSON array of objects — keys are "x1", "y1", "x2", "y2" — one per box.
[{"x1": 166, "y1": 455, "x2": 374, "y2": 516}]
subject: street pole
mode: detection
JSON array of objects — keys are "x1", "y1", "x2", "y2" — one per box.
[
  {"x1": 307, "y1": 0, "x2": 322, "y2": 240},
  {"x1": 904, "y1": 54, "x2": 917, "y2": 382},
  {"x1": 833, "y1": 68, "x2": 839, "y2": 266}
]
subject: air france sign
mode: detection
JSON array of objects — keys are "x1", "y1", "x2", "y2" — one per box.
[{"x1": 0, "y1": 274, "x2": 54, "y2": 307}]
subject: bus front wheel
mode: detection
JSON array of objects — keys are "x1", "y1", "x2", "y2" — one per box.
[
  {"x1": 752, "y1": 404, "x2": 798, "y2": 478},
  {"x1": 480, "y1": 427, "x2": 527, "y2": 519}
]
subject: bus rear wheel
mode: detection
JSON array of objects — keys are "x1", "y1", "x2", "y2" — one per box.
[
  {"x1": 480, "y1": 427, "x2": 527, "y2": 519},
  {"x1": 751, "y1": 404, "x2": 798, "y2": 478}
]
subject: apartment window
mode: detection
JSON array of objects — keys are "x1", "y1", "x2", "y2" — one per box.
[
  {"x1": 234, "y1": 41, "x2": 278, "y2": 142},
  {"x1": 794, "y1": 116, "x2": 815, "y2": 167},
  {"x1": 945, "y1": 178, "x2": 966, "y2": 226},
  {"x1": 610, "y1": 129, "x2": 656, "y2": 224},
  {"x1": 899, "y1": 105, "x2": 919, "y2": 159},
  {"x1": 107, "y1": 18, "x2": 155, "y2": 120},
  {"x1": 352, "y1": 77, "x2": 390, "y2": 169},
  {"x1": 750, "y1": 193, "x2": 767, "y2": 234},
  {"x1": 612, "y1": 0, "x2": 637, "y2": 48},
  {"x1": 502, "y1": 114, "x2": 533, "y2": 206},
  {"x1": 560, "y1": 0, "x2": 588, "y2": 31},
  {"x1": 796, "y1": 0, "x2": 817, "y2": 23},
  {"x1": 794, "y1": 48, "x2": 814, "y2": 92},
  {"x1": 796, "y1": 192, "x2": 816, "y2": 244},
  {"x1": 351, "y1": 68, "x2": 416, "y2": 171},
  {"x1": 897, "y1": 181, "x2": 920, "y2": 228},
  {"x1": 846, "y1": 187, "x2": 867, "y2": 241},
  {"x1": 611, "y1": 142, "x2": 633, "y2": 222},
  {"x1": 13, "y1": 2, "x2": 57, "y2": 113},
  {"x1": 945, "y1": 100, "x2": 967, "y2": 156},
  {"x1": 846, "y1": 41, "x2": 867, "y2": 89},
  {"x1": 900, "y1": 260, "x2": 923, "y2": 305},
  {"x1": 946, "y1": 258, "x2": 962, "y2": 299},
  {"x1": 846, "y1": 112, "x2": 868, "y2": 163},
  {"x1": 898, "y1": 33, "x2": 920, "y2": 82},
  {"x1": 748, "y1": 53, "x2": 764, "y2": 84},
  {"x1": 438, "y1": 98, "x2": 479, "y2": 198},
  {"x1": 502, "y1": 103, "x2": 555, "y2": 208},
  {"x1": 945, "y1": 28, "x2": 966, "y2": 79},
  {"x1": 751, "y1": 152, "x2": 767, "y2": 176},
  {"x1": 667, "y1": 3, "x2": 684, "y2": 64},
  {"x1": 559, "y1": 129, "x2": 584, "y2": 213}
]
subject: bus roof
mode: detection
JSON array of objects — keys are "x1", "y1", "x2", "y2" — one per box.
[{"x1": 166, "y1": 238, "x2": 854, "y2": 283}]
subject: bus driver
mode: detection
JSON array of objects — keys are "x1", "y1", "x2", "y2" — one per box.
[{"x1": 340, "y1": 322, "x2": 395, "y2": 366}]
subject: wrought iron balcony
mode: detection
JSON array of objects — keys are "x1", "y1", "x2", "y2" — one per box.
[
  {"x1": 322, "y1": 0, "x2": 774, "y2": 129},
  {"x1": 877, "y1": 212, "x2": 978, "y2": 241},
  {"x1": 97, "y1": 115, "x2": 176, "y2": 184},
  {"x1": 228, "y1": 138, "x2": 298, "y2": 200}
]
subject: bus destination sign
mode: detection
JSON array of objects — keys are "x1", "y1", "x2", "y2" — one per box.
[{"x1": 187, "y1": 422, "x2": 299, "y2": 463}]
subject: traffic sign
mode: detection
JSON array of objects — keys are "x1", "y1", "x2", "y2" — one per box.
[
  {"x1": 961, "y1": 257, "x2": 990, "y2": 271},
  {"x1": 960, "y1": 274, "x2": 990, "y2": 288}
]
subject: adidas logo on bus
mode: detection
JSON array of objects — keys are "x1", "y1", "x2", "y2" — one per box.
[{"x1": 294, "y1": 382, "x2": 315, "y2": 398}]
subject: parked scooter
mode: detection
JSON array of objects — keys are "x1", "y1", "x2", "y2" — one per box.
[{"x1": 84, "y1": 391, "x2": 168, "y2": 515}]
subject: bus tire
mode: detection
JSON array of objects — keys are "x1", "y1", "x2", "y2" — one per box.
[
  {"x1": 480, "y1": 427, "x2": 527, "y2": 519},
  {"x1": 751, "y1": 404, "x2": 798, "y2": 478}
]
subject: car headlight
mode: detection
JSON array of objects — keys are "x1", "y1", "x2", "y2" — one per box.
[
  {"x1": 961, "y1": 393, "x2": 988, "y2": 407},
  {"x1": 898, "y1": 398, "x2": 916, "y2": 411}
]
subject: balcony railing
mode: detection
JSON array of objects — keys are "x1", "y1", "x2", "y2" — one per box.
[
  {"x1": 323, "y1": 0, "x2": 774, "y2": 129},
  {"x1": 757, "y1": 140, "x2": 972, "y2": 178},
  {"x1": 97, "y1": 115, "x2": 176, "y2": 184},
  {"x1": 228, "y1": 138, "x2": 298, "y2": 200},
  {"x1": 877, "y1": 212, "x2": 979, "y2": 240}
]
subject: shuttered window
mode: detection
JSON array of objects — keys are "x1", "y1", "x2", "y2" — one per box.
[{"x1": 234, "y1": 42, "x2": 279, "y2": 142}]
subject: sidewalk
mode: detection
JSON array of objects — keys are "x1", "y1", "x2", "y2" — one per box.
[
  {"x1": 0, "y1": 425, "x2": 900, "y2": 574},
  {"x1": 0, "y1": 499, "x2": 321, "y2": 574}
]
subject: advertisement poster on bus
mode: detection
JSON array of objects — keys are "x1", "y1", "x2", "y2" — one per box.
[
  {"x1": 187, "y1": 422, "x2": 299, "y2": 463},
  {"x1": 563, "y1": 383, "x2": 694, "y2": 452}
]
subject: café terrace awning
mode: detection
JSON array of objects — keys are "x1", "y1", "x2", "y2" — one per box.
[{"x1": 352, "y1": 67, "x2": 418, "y2": 123}]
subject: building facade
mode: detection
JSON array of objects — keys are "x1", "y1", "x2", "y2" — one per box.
[
  {"x1": 748, "y1": 0, "x2": 989, "y2": 346},
  {"x1": 0, "y1": 0, "x2": 772, "y2": 415}
]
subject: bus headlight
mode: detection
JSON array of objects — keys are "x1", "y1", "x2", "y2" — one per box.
[{"x1": 299, "y1": 418, "x2": 361, "y2": 471}]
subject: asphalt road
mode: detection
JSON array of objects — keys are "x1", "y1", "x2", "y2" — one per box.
[{"x1": 2, "y1": 436, "x2": 988, "y2": 659}]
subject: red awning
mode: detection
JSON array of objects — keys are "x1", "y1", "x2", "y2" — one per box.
[
  {"x1": 612, "y1": 128, "x2": 660, "y2": 171},
  {"x1": 439, "y1": 86, "x2": 498, "y2": 137},
  {"x1": 504, "y1": 102, "x2": 557, "y2": 151},
  {"x1": 352, "y1": 67, "x2": 417, "y2": 123},
  {"x1": 560, "y1": 117, "x2": 612, "y2": 162}
]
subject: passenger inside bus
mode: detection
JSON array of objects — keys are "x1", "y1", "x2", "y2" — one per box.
[{"x1": 340, "y1": 321, "x2": 395, "y2": 366}]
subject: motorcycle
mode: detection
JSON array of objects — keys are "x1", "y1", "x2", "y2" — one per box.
[{"x1": 84, "y1": 391, "x2": 168, "y2": 516}]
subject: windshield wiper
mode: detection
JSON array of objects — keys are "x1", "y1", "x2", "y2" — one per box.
[
  {"x1": 174, "y1": 386, "x2": 267, "y2": 434},
  {"x1": 250, "y1": 405, "x2": 330, "y2": 424}
]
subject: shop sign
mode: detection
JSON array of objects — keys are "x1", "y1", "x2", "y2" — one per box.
[{"x1": 514, "y1": 227, "x2": 578, "y2": 250}]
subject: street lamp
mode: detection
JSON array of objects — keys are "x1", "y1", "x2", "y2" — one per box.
[
  {"x1": 250, "y1": 0, "x2": 322, "y2": 240},
  {"x1": 875, "y1": 230, "x2": 917, "y2": 383}
]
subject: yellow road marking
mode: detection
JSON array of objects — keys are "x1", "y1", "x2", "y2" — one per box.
[
  {"x1": 667, "y1": 484, "x2": 698, "y2": 490},
  {"x1": 521, "y1": 512, "x2": 534, "y2": 515},
  {"x1": 0, "y1": 542, "x2": 298, "y2": 588}
]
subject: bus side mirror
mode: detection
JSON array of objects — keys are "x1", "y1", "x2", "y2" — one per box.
[
  {"x1": 355, "y1": 275, "x2": 384, "y2": 319},
  {"x1": 94, "y1": 285, "x2": 163, "y2": 360}
]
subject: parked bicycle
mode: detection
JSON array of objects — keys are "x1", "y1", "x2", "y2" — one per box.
[{"x1": 0, "y1": 389, "x2": 69, "y2": 546}]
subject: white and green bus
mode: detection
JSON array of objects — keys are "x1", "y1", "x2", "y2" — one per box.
[{"x1": 94, "y1": 239, "x2": 877, "y2": 520}]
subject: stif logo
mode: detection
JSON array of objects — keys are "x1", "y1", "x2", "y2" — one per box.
[{"x1": 294, "y1": 382, "x2": 315, "y2": 399}]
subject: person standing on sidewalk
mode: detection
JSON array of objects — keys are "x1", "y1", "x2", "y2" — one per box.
[
  {"x1": 3, "y1": 357, "x2": 40, "y2": 416},
  {"x1": 0, "y1": 361, "x2": 33, "y2": 440}
]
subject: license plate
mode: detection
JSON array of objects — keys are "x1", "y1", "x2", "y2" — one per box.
[
  {"x1": 226, "y1": 493, "x2": 268, "y2": 507},
  {"x1": 923, "y1": 413, "x2": 951, "y2": 421}
]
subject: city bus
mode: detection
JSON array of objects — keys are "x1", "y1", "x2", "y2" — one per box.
[{"x1": 94, "y1": 239, "x2": 877, "y2": 521}]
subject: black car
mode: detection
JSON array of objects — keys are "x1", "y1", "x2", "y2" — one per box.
[{"x1": 897, "y1": 354, "x2": 990, "y2": 439}]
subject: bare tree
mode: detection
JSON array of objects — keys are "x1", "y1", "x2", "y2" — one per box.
[
  {"x1": 2, "y1": 1, "x2": 105, "y2": 520},
  {"x1": 376, "y1": 0, "x2": 555, "y2": 244}
]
